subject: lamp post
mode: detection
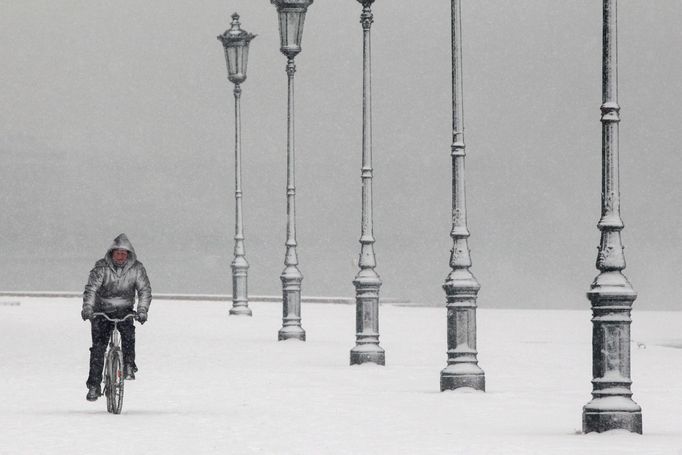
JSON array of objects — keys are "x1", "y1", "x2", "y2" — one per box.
[
  {"x1": 271, "y1": 0, "x2": 313, "y2": 341},
  {"x1": 440, "y1": 0, "x2": 485, "y2": 391},
  {"x1": 582, "y1": 0, "x2": 642, "y2": 434},
  {"x1": 349, "y1": 0, "x2": 384, "y2": 366},
  {"x1": 218, "y1": 13, "x2": 256, "y2": 317}
]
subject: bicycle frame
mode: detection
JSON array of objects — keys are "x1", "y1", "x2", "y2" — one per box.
[{"x1": 92, "y1": 312, "x2": 137, "y2": 414}]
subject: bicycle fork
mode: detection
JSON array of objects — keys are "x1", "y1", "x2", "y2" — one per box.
[{"x1": 104, "y1": 328, "x2": 123, "y2": 390}]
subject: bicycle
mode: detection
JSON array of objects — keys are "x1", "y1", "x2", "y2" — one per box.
[{"x1": 91, "y1": 312, "x2": 137, "y2": 414}]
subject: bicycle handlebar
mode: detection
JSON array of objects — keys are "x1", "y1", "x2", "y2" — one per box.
[{"x1": 91, "y1": 312, "x2": 138, "y2": 323}]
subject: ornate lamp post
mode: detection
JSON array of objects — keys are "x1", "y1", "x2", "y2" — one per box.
[
  {"x1": 271, "y1": 0, "x2": 313, "y2": 341},
  {"x1": 439, "y1": 0, "x2": 485, "y2": 391},
  {"x1": 218, "y1": 13, "x2": 256, "y2": 317},
  {"x1": 349, "y1": 0, "x2": 384, "y2": 366},
  {"x1": 582, "y1": 0, "x2": 642, "y2": 434}
]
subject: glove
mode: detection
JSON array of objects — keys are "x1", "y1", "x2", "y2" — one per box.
[
  {"x1": 81, "y1": 306, "x2": 94, "y2": 321},
  {"x1": 136, "y1": 310, "x2": 148, "y2": 324}
]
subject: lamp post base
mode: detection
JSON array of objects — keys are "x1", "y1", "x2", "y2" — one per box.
[
  {"x1": 229, "y1": 305, "x2": 252, "y2": 316},
  {"x1": 440, "y1": 364, "x2": 485, "y2": 391},
  {"x1": 350, "y1": 344, "x2": 385, "y2": 366},
  {"x1": 230, "y1": 258, "x2": 250, "y2": 317},
  {"x1": 584, "y1": 272, "x2": 640, "y2": 433},
  {"x1": 350, "y1": 269, "x2": 384, "y2": 366},
  {"x1": 583, "y1": 406, "x2": 642, "y2": 434},
  {"x1": 278, "y1": 325, "x2": 306, "y2": 341},
  {"x1": 279, "y1": 265, "x2": 305, "y2": 341}
]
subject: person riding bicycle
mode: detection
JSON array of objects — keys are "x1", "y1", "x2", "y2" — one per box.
[{"x1": 81, "y1": 233, "x2": 152, "y2": 402}]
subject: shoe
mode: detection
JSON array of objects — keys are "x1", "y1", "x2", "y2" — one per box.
[
  {"x1": 124, "y1": 365, "x2": 136, "y2": 380},
  {"x1": 86, "y1": 385, "x2": 101, "y2": 401}
]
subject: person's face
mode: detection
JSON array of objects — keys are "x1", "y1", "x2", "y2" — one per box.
[{"x1": 112, "y1": 249, "x2": 128, "y2": 266}]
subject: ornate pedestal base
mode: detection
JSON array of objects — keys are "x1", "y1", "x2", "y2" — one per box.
[
  {"x1": 440, "y1": 269, "x2": 484, "y2": 392},
  {"x1": 229, "y1": 305, "x2": 252, "y2": 316},
  {"x1": 440, "y1": 364, "x2": 485, "y2": 391},
  {"x1": 230, "y1": 259, "x2": 251, "y2": 316},
  {"x1": 583, "y1": 273, "x2": 641, "y2": 434},
  {"x1": 279, "y1": 265, "x2": 305, "y2": 341},
  {"x1": 278, "y1": 325, "x2": 305, "y2": 341},
  {"x1": 583, "y1": 406, "x2": 642, "y2": 434},
  {"x1": 350, "y1": 270, "x2": 384, "y2": 365},
  {"x1": 350, "y1": 344, "x2": 385, "y2": 366}
]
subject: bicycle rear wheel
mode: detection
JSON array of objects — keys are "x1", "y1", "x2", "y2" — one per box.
[{"x1": 107, "y1": 348, "x2": 125, "y2": 414}]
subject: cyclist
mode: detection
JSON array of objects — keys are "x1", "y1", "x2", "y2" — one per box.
[{"x1": 81, "y1": 233, "x2": 152, "y2": 401}]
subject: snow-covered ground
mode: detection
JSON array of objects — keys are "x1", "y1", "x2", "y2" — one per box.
[{"x1": 1, "y1": 297, "x2": 681, "y2": 455}]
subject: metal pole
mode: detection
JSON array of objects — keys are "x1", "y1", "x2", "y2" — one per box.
[
  {"x1": 350, "y1": 0, "x2": 384, "y2": 366},
  {"x1": 279, "y1": 57, "x2": 306, "y2": 341},
  {"x1": 230, "y1": 83, "x2": 252, "y2": 316},
  {"x1": 582, "y1": 0, "x2": 641, "y2": 434},
  {"x1": 440, "y1": 0, "x2": 485, "y2": 391}
]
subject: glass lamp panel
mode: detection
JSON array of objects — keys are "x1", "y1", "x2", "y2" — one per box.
[
  {"x1": 286, "y1": 11, "x2": 303, "y2": 47},
  {"x1": 278, "y1": 13, "x2": 288, "y2": 49},
  {"x1": 294, "y1": 12, "x2": 306, "y2": 47},
  {"x1": 226, "y1": 46, "x2": 239, "y2": 78},
  {"x1": 240, "y1": 45, "x2": 250, "y2": 78},
  {"x1": 277, "y1": 10, "x2": 304, "y2": 55}
]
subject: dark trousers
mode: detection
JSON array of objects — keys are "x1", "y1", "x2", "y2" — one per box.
[{"x1": 86, "y1": 313, "x2": 136, "y2": 389}]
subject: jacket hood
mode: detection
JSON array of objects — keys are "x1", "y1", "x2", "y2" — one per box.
[{"x1": 105, "y1": 233, "x2": 138, "y2": 270}]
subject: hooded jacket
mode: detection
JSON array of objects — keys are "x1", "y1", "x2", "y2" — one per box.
[{"x1": 82, "y1": 234, "x2": 152, "y2": 314}]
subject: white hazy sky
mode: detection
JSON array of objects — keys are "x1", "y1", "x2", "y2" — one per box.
[{"x1": 1, "y1": 1, "x2": 682, "y2": 309}]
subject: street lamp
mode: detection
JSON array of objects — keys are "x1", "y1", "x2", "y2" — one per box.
[
  {"x1": 440, "y1": 0, "x2": 485, "y2": 391},
  {"x1": 271, "y1": 0, "x2": 313, "y2": 341},
  {"x1": 582, "y1": 0, "x2": 642, "y2": 434},
  {"x1": 217, "y1": 13, "x2": 256, "y2": 317},
  {"x1": 349, "y1": 0, "x2": 384, "y2": 366}
]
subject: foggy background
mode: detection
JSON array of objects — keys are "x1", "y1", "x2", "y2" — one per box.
[{"x1": 1, "y1": 1, "x2": 681, "y2": 310}]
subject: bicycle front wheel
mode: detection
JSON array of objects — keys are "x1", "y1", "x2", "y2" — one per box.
[
  {"x1": 107, "y1": 348, "x2": 125, "y2": 414},
  {"x1": 104, "y1": 354, "x2": 113, "y2": 413}
]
